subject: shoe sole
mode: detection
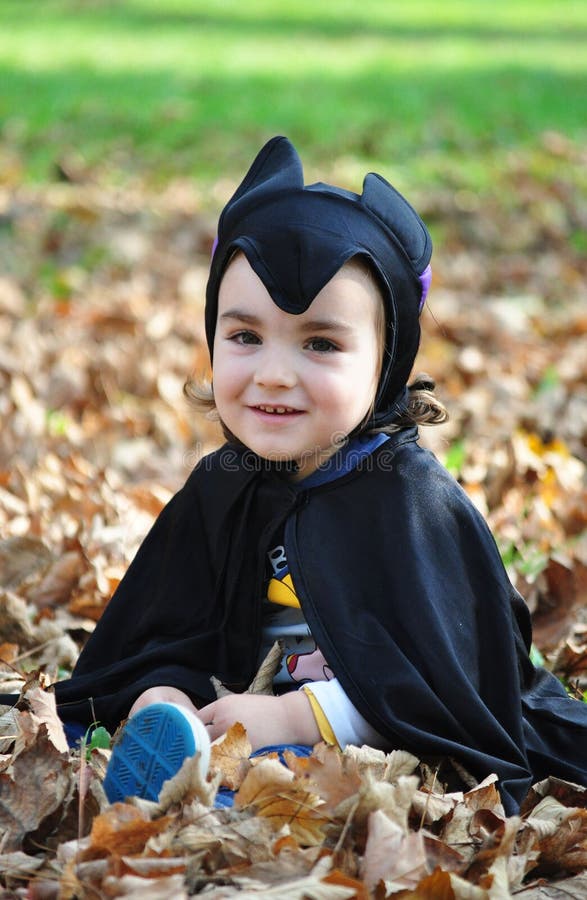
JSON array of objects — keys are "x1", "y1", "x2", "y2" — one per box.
[{"x1": 103, "y1": 703, "x2": 199, "y2": 803}]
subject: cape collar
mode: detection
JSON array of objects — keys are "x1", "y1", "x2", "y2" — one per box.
[{"x1": 294, "y1": 433, "x2": 390, "y2": 490}]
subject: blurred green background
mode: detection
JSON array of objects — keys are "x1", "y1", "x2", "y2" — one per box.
[{"x1": 1, "y1": 0, "x2": 586, "y2": 197}]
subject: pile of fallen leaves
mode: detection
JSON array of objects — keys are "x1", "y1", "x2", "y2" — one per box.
[
  {"x1": 1, "y1": 688, "x2": 587, "y2": 898},
  {"x1": 1, "y1": 135, "x2": 587, "y2": 895}
]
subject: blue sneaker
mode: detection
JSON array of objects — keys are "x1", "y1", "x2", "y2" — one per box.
[{"x1": 103, "y1": 702, "x2": 211, "y2": 803}]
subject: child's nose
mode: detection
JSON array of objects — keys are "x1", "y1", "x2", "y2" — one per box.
[{"x1": 253, "y1": 347, "x2": 297, "y2": 389}]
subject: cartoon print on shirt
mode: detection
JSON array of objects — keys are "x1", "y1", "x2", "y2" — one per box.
[
  {"x1": 286, "y1": 644, "x2": 334, "y2": 684},
  {"x1": 265, "y1": 539, "x2": 334, "y2": 684}
]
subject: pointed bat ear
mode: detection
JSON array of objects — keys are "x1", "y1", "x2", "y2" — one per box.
[
  {"x1": 361, "y1": 173, "x2": 432, "y2": 274},
  {"x1": 220, "y1": 136, "x2": 304, "y2": 226}
]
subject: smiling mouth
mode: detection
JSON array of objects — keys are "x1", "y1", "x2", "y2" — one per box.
[{"x1": 254, "y1": 404, "x2": 302, "y2": 415}]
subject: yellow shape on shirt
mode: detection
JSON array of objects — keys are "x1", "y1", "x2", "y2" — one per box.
[{"x1": 267, "y1": 573, "x2": 300, "y2": 608}]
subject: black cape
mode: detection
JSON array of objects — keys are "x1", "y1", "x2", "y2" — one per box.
[{"x1": 54, "y1": 429, "x2": 587, "y2": 814}]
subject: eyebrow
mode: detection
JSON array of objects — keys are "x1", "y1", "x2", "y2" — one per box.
[
  {"x1": 300, "y1": 318, "x2": 354, "y2": 334},
  {"x1": 219, "y1": 308, "x2": 354, "y2": 334},
  {"x1": 219, "y1": 309, "x2": 261, "y2": 326}
]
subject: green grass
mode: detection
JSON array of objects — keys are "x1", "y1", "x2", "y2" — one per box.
[{"x1": 1, "y1": 0, "x2": 586, "y2": 191}]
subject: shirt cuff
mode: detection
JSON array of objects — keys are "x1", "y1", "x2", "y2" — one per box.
[
  {"x1": 303, "y1": 678, "x2": 388, "y2": 750},
  {"x1": 302, "y1": 686, "x2": 339, "y2": 747}
]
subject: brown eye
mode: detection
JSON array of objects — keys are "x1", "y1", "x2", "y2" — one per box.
[
  {"x1": 307, "y1": 337, "x2": 337, "y2": 352},
  {"x1": 233, "y1": 331, "x2": 261, "y2": 345}
]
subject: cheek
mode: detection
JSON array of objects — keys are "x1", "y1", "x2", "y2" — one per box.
[
  {"x1": 213, "y1": 352, "x2": 243, "y2": 392},
  {"x1": 210, "y1": 359, "x2": 236, "y2": 413},
  {"x1": 317, "y1": 365, "x2": 376, "y2": 417},
  {"x1": 344, "y1": 354, "x2": 379, "y2": 420},
  {"x1": 354, "y1": 346, "x2": 380, "y2": 395}
]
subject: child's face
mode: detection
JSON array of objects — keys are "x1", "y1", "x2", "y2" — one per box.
[{"x1": 212, "y1": 254, "x2": 382, "y2": 479}]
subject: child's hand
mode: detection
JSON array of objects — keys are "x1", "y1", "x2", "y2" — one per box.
[
  {"x1": 196, "y1": 691, "x2": 321, "y2": 750},
  {"x1": 129, "y1": 686, "x2": 199, "y2": 718}
]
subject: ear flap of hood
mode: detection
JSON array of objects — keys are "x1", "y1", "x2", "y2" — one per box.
[
  {"x1": 205, "y1": 136, "x2": 432, "y2": 427},
  {"x1": 218, "y1": 136, "x2": 304, "y2": 231},
  {"x1": 361, "y1": 172, "x2": 432, "y2": 275}
]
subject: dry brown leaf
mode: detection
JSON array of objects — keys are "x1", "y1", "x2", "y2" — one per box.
[
  {"x1": 440, "y1": 803, "x2": 479, "y2": 864},
  {"x1": 361, "y1": 809, "x2": 428, "y2": 891},
  {"x1": 521, "y1": 777, "x2": 587, "y2": 815},
  {"x1": 517, "y1": 872, "x2": 587, "y2": 898},
  {"x1": 177, "y1": 812, "x2": 277, "y2": 871},
  {"x1": 0, "y1": 724, "x2": 72, "y2": 852},
  {"x1": 528, "y1": 795, "x2": 574, "y2": 827},
  {"x1": 209, "y1": 674, "x2": 233, "y2": 698},
  {"x1": 284, "y1": 742, "x2": 362, "y2": 815},
  {"x1": 392, "y1": 867, "x2": 490, "y2": 899},
  {"x1": 79, "y1": 802, "x2": 172, "y2": 860},
  {"x1": 8, "y1": 708, "x2": 41, "y2": 758},
  {"x1": 466, "y1": 812, "x2": 529, "y2": 891},
  {"x1": 463, "y1": 776, "x2": 504, "y2": 815},
  {"x1": 531, "y1": 807, "x2": 587, "y2": 875},
  {"x1": 0, "y1": 706, "x2": 19, "y2": 754},
  {"x1": 343, "y1": 744, "x2": 419, "y2": 781},
  {"x1": 532, "y1": 557, "x2": 584, "y2": 650},
  {"x1": 26, "y1": 550, "x2": 86, "y2": 608},
  {"x1": 122, "y1": 483, "x2": 171, "y2": 517},
  {"x1": 550, "y1": 638, "x2": 587, "y2": 681},
  {"x1": 157, "y1": 751, "x2": 218, "y2": 811},
  {"x1": 172, "y1": 827, "x2": 228, "y2": 873},
  {"x1": 0, "y1": 851, "x2": 46, "y2": 883},
  {"x1": 67, "y1": 591, "x2": 108, "y2": 621},
  {"x1": 322, "y1": 870, "x2": 370, "y2": 900},
  {"x1": 0, "y1": 642, "x2": 19, "y2": 664},
  {"x1": 469, "y1": 807, "x2": 508, "y2": 845},
  {"x1": 247, "y1": 639, "x2": 284, "y2": 695},
  {"x1": 212, "y1": 874, "x2": 357, "y2": 900},
  {"x1": 236, "y1": 842, "x2": 330, "y2": 891},
  {"x1": 0, "y1": 536, "x2": 53, "y2": 592},
  {"x1": 120, "y1": 855, "x2": 188, "y2": 877},
  {"x1": 422, "y1": 835, "x2": 466, "y2": 875},
  {"x1": 210, "y1": 641, "x2": 285, "y2": 699},
  {"x1": 337, "y1": 771, "x2": 419, "y2": 834},
  {"x1": 0, "y1": 590, "x2": 36, "y2": 647},
  {"x1": 413, "y1": 787, "x2": 460, "y2": 825},
  {"x1": 100, "y1": 872, "x2": 188, "y2": 898},
  {"x1": 209, "y1": 721, "x2": 252, "y2": 790},
  {"x1": 25, "y1": 685, "x2": 69, "y2": 753},
  {"x1": 235, "y1": 757, "x2": 328, "y2": 846},
  {"x1": 448, "y1": 872, "x2": 491, "y2": 898}
]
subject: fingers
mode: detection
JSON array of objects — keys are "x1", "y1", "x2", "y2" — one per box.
[
  {"x1": 195, "y1": 701, "x2": 215, "y2": 724},
  {"x1": 195, "y1": 702, "x2": 220, "y2": 739}
]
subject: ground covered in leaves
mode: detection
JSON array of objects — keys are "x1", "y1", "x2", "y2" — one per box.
[{"x1": 1, "y1": 138, "x2": 587, "y2": 896}]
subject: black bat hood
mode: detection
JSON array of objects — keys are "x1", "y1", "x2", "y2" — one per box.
[{"x1": 205, "y1": 136, "x2": 432, "y2": 428}]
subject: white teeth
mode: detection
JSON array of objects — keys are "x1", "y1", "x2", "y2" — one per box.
[{"x1": 258, "y1": 405, "x2": 295, "y2": 414}]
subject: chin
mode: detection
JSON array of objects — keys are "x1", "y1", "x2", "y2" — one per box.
[{"x1": 254, "y1": 447, "x2": 297, "y2": 464}]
